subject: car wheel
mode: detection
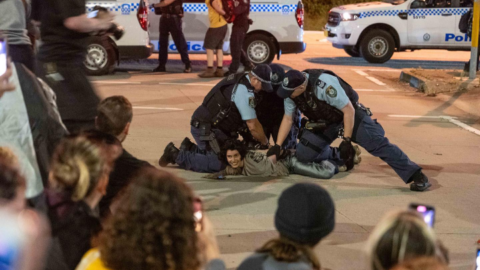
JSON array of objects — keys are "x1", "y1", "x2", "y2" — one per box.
[
  {"x1": 84, "y1": 36, "x2": 116, "y2": 76},
  {"x1": 244, "y1": 34, "x2": 276, "y2": 65},
  {"x1": 344, "y1": 46, "x2": 361, "y2": 57},
  {"x1": 360, "y1": 29, "x2": 395, "y2": 64}
]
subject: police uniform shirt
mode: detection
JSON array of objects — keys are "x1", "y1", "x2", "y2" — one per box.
[
  {"x1": 232, "y1": 75, "x2": 257, "y2": 120},
  {"x1": 284, "y1": 73, "x2": 350, "y2": 116}
]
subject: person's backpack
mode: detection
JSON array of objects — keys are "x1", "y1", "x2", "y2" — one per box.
[{"x1": 459, "y1": 9, "x2": 472, "y2": 34}]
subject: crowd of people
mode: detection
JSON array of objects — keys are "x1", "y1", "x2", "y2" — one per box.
[{"x1": 0, "y1": 0, "x2": 456, "y2": 268}]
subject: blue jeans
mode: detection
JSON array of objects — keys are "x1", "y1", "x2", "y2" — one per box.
[{"x1": 175, "y1": 150, "x2": 225, "y2": 173}]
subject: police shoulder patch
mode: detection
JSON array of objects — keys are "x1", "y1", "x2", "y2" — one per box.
[
  {"x1": 326, "y1": 85, "x2": 337, "y2": 98},
  {"x1": 227, "y1": 73, "x2": 235, "y2": 81},
  {"x1": 249, "y1": 97, "x2": 256, "y2": 108}
]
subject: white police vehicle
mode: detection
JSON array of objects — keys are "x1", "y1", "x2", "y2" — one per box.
[
  {"x1": 148, "y1": 0, "x2": 306, "y2": 64},
  {"x1": 85, "y1": 0, "x2": 153, "y2": 75},
  {"x1": 325, "y1": 0, "x2": 472, "y2": 63}
]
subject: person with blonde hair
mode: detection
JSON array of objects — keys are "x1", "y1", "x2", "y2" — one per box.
[
  {"x1": 75, "y1": 168, "x2": 226, "y2": 270},
  {"x1": 367, "y1": 210, "x2": 449, "y2": 270},
  {"x1": 44, "y1": 133, "x2": 121, "y2": 270},
  {"x1": 237, "y1": 183, "x2": 335, "y2": 270}
]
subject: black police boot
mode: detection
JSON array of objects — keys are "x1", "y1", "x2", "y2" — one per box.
[
  {"x1": 409, "y1": 170, "x2": 431, "y2": 192},
  {"x1": 159, "y1": 142, "x2": 179, "y2": 167},
  {"x1": 184, "y1": 63, "x2": 192, "y2": 73},
  {"x1": 153, "y1": 65, "x2": 166, "y2": 72},
  {"x1": 180, "y1": 137, "x2": 196, "y2": 152}
]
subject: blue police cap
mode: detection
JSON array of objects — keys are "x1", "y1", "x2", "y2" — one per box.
[
  {"x1": 277, "y1": 70, "x2": 306, "y2": 99},
  {"x1": 251, "y1": 64, "x2": 273, "y2": 93}
]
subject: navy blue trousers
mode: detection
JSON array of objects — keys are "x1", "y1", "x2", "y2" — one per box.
[
  {"x1": 158, "y1": 15, "x2": 190, "y2": 67},
  {"x1": 175, "y1": 126, "x2": 231, "y2": 173},
  {"x1": 296, "y1": 111, "x2": 421, "y2": 183}
]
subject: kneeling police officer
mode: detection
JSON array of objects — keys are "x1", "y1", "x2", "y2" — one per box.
[
  {"x1": 159, "y1": 64, "x2": 273, "y2": 170},
  {"x1": 268, "y1": 69, "x2": 431, "y2": 192}
]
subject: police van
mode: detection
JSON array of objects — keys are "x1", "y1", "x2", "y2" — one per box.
[
  {"x1": 325, "y1": 0, "x2": 472, "y2": 63},
  {"x1": 148, "y1": 0, "x2": 306, "y2": 65},
  {"x1": 85, "y1": 0, "x2": 153, "y2": 75}
]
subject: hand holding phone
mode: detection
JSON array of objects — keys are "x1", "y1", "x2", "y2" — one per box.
[
  {"x1": 0, "y1": 36, "x2": 7, "y2": 77},
  {"x1": 193, "y1": 197, "x2": 203, "y2": 232},
  {"x1": 409, "y1": 203, "x2": 435, "y2": 228}
]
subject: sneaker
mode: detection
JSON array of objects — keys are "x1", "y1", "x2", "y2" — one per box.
[
  {"x1": 184, "y1": 63, "x2": 192, "y2": 73},
  {"x1": 214, "y1": 68, "x2": 224, "y2": 77},
  {"x1": 153, "y1": 65, "x2": 166, "y2": 72},
  {"x1": 198, "y1": 68, "x2": 215, "y2": 78},
  {"x1": 159, "y1": 142, "x2": 179, "y2": 167},
  {"x1": 354, "y1": 145, "x2": 362, "y2": 165},
  {"x1": 180, "y1": 137, "x2": 195, "y2": 151},
  {"x1": 409, "y1": 170, "x2": 431, "y2": 192}
]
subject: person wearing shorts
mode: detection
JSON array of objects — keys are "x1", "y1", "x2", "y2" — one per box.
[{"x1": 198, "y1": 0, "x2": 228, "y2": 78}]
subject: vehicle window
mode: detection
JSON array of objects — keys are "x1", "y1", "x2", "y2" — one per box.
[
  {"x1": 424, "y1": 0, "x2": 451, "y2": 8},
  {"x1": 458, "y1": 0, "x2": 473, "y2": 6},
  {"x1": 184, "y1": 0, "x2": 205, "y2": 3}
]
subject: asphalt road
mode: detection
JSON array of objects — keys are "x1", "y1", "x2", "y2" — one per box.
[{"x1": 92, "y1": 32, "x2": 480, "y2": 270}]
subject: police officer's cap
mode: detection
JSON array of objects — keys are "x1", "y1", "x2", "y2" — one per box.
[
  {"x1": 251, "y1": 64, "x2": 273, "y2": 93},
  {"x1": 277, "y1": 70, "x2": 306, "y2": 99},
  {"x1": 269, "y1": 64, "x2": 285, "y2": 87}
]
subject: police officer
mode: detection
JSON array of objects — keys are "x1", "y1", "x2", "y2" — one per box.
[
  {"x1": 224, "y1": 0, "x2": 254, "y2": 76},
  {"x1": 268, "y1": 69, "x2": 431, "y2": 192},
  {"x1": 159, "y1": 64, "x2": 273, "y2": 170},
  {"x1": 153, "y1": 0, "x2": 192, "y2": 73},
  {"x1": 256, "y1": 64, "x2": 299, "y2": 149}
]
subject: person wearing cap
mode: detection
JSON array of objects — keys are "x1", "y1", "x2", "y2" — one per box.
[
  {"x1": 237, "y1": 183, "x2": 335, "y2": 270},
  {"x1": 158, "y1": 64, "x2": 273, "y2": 171},
  {"x1": 269, "y1": 69, "x2": 431, "y2": 192},
  {"x1": 255, "y1": 64, "x2": 299, "y2": 150}
]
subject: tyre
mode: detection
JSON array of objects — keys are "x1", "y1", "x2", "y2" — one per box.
[
  {"x1": 359, "y1": 29, "x2": 395, "y2": 64},
  {"x1": 344, "y1": 46, "x2": 361, "y2": 57},
  {"x1": 244, "y1": 34, "x2": 276, "y2": 65},
  {"x1": 84, "y1": 36, "x2": 117, "y2": 76}
]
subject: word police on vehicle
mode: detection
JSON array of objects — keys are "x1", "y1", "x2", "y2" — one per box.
[{"x1": 324, "y1": 0, "x2": 472, "y2": 63}]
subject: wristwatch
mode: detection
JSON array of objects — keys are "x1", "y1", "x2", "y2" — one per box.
[{"x1": 344, "y1": 137, "x2": 352, "y2": 143}]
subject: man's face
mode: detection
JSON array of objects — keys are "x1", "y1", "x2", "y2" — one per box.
[
  {"x1": 251, "y1": 77, "x2": 263, "y2": 92},
  {"x1": 226, "y1": 150, "x2": 243, "y2": 168}
]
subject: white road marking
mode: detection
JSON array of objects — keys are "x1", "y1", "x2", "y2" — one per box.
[
  {"x1": 354, "y1": 70, "x2": 369, "y2": 76},
  {"x1": 388, "y1": 115, "x2": 480, "y2": 136},
  {"x1": 133, "y1": 106, "x2": 184, "y2": 111},
  {"x1": 366, "y1": 76, "x2": 386, "y2": 86},
  {"x1": 93, "y1": 81, "x2": 141, "y2": 84},
  {"x1": 158, "y1": 82, "x2": 216, "y2": 86},
  {"x1": 364, "y1": 69, "x2": 400, "y2": 72},
  {"x1": 319, "y1": 39, "x2": 328, "y2": 43}
]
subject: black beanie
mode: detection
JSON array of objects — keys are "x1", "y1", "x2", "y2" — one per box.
[{"x1": 274, "y1": 183, "x2": 335, "y2": 245}]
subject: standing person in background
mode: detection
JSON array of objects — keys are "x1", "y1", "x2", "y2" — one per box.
[
  {"x1": 0, "y1": 0, "x2": 36, "y2": 72},
  {"x1": 153, "y1": 0, "x2": 192, "y2": 73},
  {"x1": 36, "y1": 0, "x2": 113, "y2": 133},
  {"x1": 224, "y1": 0, "x2": 254, "y2": 76},
  {"x1": 198, "y1": 0, "x2": 228, "y2": 78}
]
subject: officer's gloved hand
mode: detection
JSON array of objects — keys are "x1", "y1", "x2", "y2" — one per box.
[
  {"x1": 339, "y1": 138, "x2": 356, "y2": 171},
  {"x1": 267, "y1": 144, "x2": 281, "y2": 159}
]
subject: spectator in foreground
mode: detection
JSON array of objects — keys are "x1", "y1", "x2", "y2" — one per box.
[
  {"x1": 0, "y1": 149, "x2": 25, "y2": 211},
  {"x1": 75, "y1": 168, "x2": 226, "y2": 270},
  {"x1": 237, "y1": 183, "x2": 335, "y2": 270},
  {"x1": 198, "y1": 0, "x2": 227, "y2": 78},
  {"x1": 367, "y1": 210, "x2": 449, "y2": 270},
  {"x1": 45, "y1": 134, "x2": 120, "y2": 270},
  {"x1": 95, "y1": 96, "x2": 150, "y2": 218},
  {"x1": 390, "y1": 257, "x2": 450, "y2": 270}
]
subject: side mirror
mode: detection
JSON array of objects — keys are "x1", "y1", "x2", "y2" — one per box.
[{"x1": 411, "y1": 0, "x2": 426, "y2": 8}]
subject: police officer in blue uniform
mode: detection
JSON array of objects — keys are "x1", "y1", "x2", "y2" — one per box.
[
  {"x1": 158, "y1": 64, "x2": 273, "y2": 171},
  {"x1": 256, "y1": 64, "x2": 299, "y2": 149},
  {"x1": 153, "y1": 0, "x2": 191, "y2": 73},
  {"x1": 268, "y1": 69, "x2": 431, "y2": 191}
]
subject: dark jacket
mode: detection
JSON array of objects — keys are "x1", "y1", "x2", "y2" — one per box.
[
  {"x1": 237, "y1": 253, "x2": 313, "y2": 270},
  {"x1": 99, "y1": 148, "x2": 150, "y2": 218},
  {"x1": 45, "y1": 190, "x2": 102, "y2": 270}
]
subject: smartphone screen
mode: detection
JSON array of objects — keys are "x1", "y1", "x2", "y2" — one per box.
[
  {"x1": 475, "y1": 248, "x2": 480, "y2": 270},
  {"x1": 0, "y1": 37, "x2": 7, "y2": 77},
  {"x1": 193, "y1": 197, "x2": 203, "y2": 232},
  {"x1": 409, "y1": 203, "x2": 435, "y2": 228},
  {"x1": 87, "y1": 10, "x2": 99, "y2": 18}
]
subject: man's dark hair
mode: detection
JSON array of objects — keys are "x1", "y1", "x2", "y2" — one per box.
[
  {"x1": 219, "y1": 140, "x2": 248, "y2": 164},
  {"x1": 97, "y1": 96, "x2": 133, "y2": 136}
]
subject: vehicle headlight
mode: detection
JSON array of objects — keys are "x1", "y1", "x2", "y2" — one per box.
[{"x1": 342, "y1": 12, "x2": 359, "y2": 21}]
